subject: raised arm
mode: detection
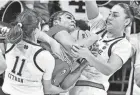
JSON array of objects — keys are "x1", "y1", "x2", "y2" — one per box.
[{"x1": 85, "y1": 1, "x2": 99, "y2": 20}]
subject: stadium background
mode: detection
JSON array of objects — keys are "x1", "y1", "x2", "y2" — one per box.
[{"x1": 0, "y1": 1, "x2": 139, "y2": 95}]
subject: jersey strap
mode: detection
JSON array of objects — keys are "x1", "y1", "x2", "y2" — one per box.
[
  {"x1": 108, "y1": 39, "x2": 122, "y2": 57},
  {"x1": 96, "y1": 28, "x2": 106, "y2": 35},
  {"x1": 107, "y1": 34, "x2": 125, "y2": 57},
  {"x1": 33, "y1": 48, "x2": 46, "y2": 72},
  {"x1": 5, "y1": 44, "x2": 15, "y2": 54}
]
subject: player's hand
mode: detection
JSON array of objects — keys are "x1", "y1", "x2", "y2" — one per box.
[
  {"x1": 1, "y1": 27, "x2": 10, "y2": 36},
  {"x1": 71, "y1": 45, "x2": 91, "y2": 59}
]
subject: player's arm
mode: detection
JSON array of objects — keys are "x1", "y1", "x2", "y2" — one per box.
[
  {"x1": 46, "y1": 25, "x2": 76, "y2": 53},
  {"x1": 36, "y1": 50, "x2": 66, "y2": 94},
  {"x1": 71, "y1": 40, "x2": 132, "y2": 76},
  {"x1": 85, "y1": 1, "x2": 99, "y2": 20},
  {"x1": 60, "y1": 61, "x2": 87, "y2": 90},
  {"x1": 0, "y1": 49, "x2": 6, "y2": 74},
  {"x1": 134, "y1": 53, "x2": 140, "y2": 88},
  {"x1": 37, "y1": 29, "x2": 65, "y2": 59},
  {"x1": 85, "y1": 1, "x2": 106, "y2": 35}
]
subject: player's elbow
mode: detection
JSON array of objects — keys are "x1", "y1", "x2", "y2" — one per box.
[
  {"x1": 101, "y1": 65, "x2": 116, "y2": 76},
  {"x1": 44, "y1": 87, "x2": 54, "y2": 94},
  {"x1": 60, "y1": 81, "x2": 71, "y2": 90},
  {"x1": 102, "y1": 68, "x2": 113, "y2": 76}
]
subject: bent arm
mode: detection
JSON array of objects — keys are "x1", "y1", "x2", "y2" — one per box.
[
  {"x1": 60, "y1": 62, "x2": 87, "y2": 90},
  {"x1": 85, "y1": 52, "x2": 123, "y2": 76},
  {"x1": 85, "y1": 42, "x2": 132, "y2": 76},
  {"x1": 43, "y1": 80, "x2": 65, "y2": 94},
  {"x1": 54, "y1": 30, "x2": 76, "y2": 50},
  {"x1": 37, "y1": 30, "x2": 57, "y2": 46}
]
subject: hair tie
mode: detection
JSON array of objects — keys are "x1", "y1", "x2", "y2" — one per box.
[{"x1": 17, "y1": 23, "x2": 22, "y2": 28}]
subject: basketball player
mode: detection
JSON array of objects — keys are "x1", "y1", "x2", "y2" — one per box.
[
  {"x1": 2, "y1": 9, "x2": 66, "y2": 95},
  {"x1": 126, "y1": 33, "x2": 140, "y2": 95},
  {"x1": 43, "y1": 10, "x2": 100, "y2": 88},
  {"x1": 68, "y1": 1, "x2": 133, "y2": 95}
]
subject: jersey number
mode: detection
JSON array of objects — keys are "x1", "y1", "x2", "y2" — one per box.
[{"x1": 11, "y1": 56, "x2": 25, "y2": 76}]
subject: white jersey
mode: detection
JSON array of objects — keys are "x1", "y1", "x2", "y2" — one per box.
[
  {"x1": 78, "y1": 14, "x2": 132, "y2": 91},
  {"x1": 2, "y1": 40, "x2": 55, "y2": 95},
  {"x1": 126, "y1": 34, "x2": 140, "y2": 95}
]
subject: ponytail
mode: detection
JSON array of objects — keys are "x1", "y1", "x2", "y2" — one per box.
[{"x1": 6, "y1": 23, "x2": 23, "y2": 44}]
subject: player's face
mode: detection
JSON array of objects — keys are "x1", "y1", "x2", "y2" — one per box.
[
  {"x1": 58, "y1": 13, "x2": 76, "y2": 32},
  {"x1": 106, "y1": 5, "x2": 127, "y2": 34}
]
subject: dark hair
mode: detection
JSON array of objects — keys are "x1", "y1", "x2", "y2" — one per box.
[
  {"x1": 48, "y1": 11, "x2": 75, "y2": 28},
  {"x1": 7, "y1": 9, "x2": 39, "y2": 44},
  {"x1": 76, "y1": 20, "x2": 90, "y2": 31},
  {"x1": 117, "y1": 3, "x2": 134, "y2": 26}
]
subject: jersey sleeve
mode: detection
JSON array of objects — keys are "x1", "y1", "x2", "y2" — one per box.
[
  {"x1": 36, "y1": 50, "x2": 55, "y2": 80},
  {"x1": 88, "y1": 13, "x2": 106, "y2": 34},
  {"x1": 111, "y1": 38, "x2": 132, "y2": 64}
]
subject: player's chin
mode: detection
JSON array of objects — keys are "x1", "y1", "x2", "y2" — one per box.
[{"x1": 68, "y1": 27, "x2": 75, "y2": 32}]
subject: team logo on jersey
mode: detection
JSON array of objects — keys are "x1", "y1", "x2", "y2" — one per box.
[
  {"x1": 102, "y1": 46, "x2": 106, "y2": 49},
  {"x1": 24, "y1": 45, "x2": 28, "y2": 49}
]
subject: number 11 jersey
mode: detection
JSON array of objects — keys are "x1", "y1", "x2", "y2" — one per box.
[{"x1": 2, "y1": 40, "x2": 55, "y2": 95}]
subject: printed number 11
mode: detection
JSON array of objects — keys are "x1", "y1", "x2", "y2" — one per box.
[{"x1": 11, "y1": 56, "x2": 25, "y2": 76}]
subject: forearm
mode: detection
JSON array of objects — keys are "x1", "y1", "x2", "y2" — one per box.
[
  {"x1": 45, "y1": 85, "x2": 65, "y2": 94},
  {"x1": 85, "y1": 1, "x2": 99, "y2": 20},
  {"x1": 86, "y1": 53, "x2": 113, "y2": 76},
  {"x1": 60, "y1": 62, "x2": 87, "y2": 90},
  {"x1": 38, "y1": 31, "x2": 52, "y2": 44},
  {"x1": 54, "y1": 31, "x2": 75, "y2": 52}
]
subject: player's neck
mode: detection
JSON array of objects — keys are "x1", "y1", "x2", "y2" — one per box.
[
  {"x1": 24, "y1": 35, "x2": 36, "y2": 44},
  {"x1": 107, "y1": 30, "x2": 124, "y2": 38}
]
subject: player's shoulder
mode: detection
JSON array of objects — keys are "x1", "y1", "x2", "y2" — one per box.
[
  {"x1": 36, "y1": 49, "x2": 54, "y2": 61},
  {"x1": 129, "y1": 34, "x2": 139, "y2": 48},
  {"x1": 35, "y1": 49, "x2": 55, "y2": 72},
  {"x1": 114, "y1": 38, "x2": 132, "y2": 49},
  {"x1": 118, "y1": 38, "x2": 131, "y2": 45}
]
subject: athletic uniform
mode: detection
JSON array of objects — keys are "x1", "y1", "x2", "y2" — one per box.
[
  {"x1": 126, "y1": 34, "x2": 140, "y2": 95},
  {"x1": 69, "y1": 14, "x2": 132, "y2": 95},
  {"x1": 2, "y1": 40, "x2": 55, "y2": 95}
]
